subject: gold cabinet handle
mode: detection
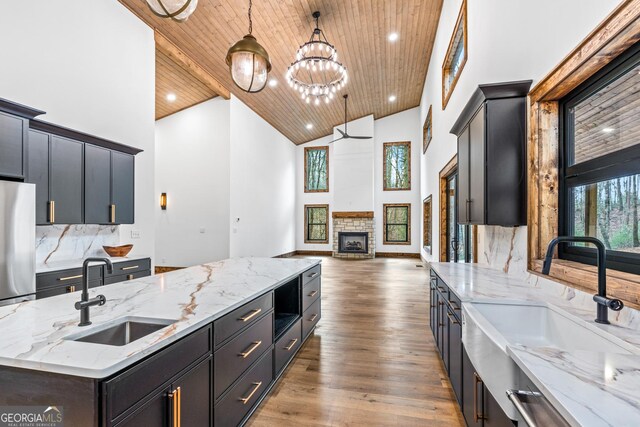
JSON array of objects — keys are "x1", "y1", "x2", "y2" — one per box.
[
  {"x1": 169, "y1": 389, "x2": 177, "y2": 427},
  {"x1": 473, "y1": 372, "x2": 486, "y2": 422},
  {"x1": 308, "y1": 272, "x2": 318, "y2": 279},
  {"x1": 308, "y1": 290, "x2": 318, "y2": 298},
  {"x1": 239, "y1": 381, "x2": 262, "y2": 405},
  {"x1": 239, "y1": 341, "x2": 262, "y2": 358},
  {"x1": 177, "y1": 387, "x2": 181, "y2": 427},
  {"x1": 58, "y1": 274, "x2": 83, "y2": 282},
  {"x1": 110, "y1": 204, "x2": 116, "y2": 223},
  {"x1": 49, "y1": 200, "x2": 55, "y2": 224},
  {"x1": 309, "y1": 313, "x2": 318, "y2": 322},
  {"x1": 121, "y1": 265, "x2": 139, "y2": 271},
  {"x1": 66, "y1": 285, "x2": 76, "y2": 293},
  {"x1": 284, "y1": 338, "x2": 298, "y2": 351},
  {"x1": 239, "y1": 308, "x2": 262, "y2": 322},
  {"x1": 447, "y1": 311, "x2": 460, "y2": 325}
]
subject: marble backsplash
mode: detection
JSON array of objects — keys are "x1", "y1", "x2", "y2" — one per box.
[
  {"x1": 36, "y1": 225, "x2": 120, "y2": 266},
  {"x1": 478, "y1": 225, "x2": 529, "y2": 277}
]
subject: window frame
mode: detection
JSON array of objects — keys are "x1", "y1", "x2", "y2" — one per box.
[
  {"x1": 304, "y1": 204, "x2": 329, "y2": 244},
  {"x1": 441, "y1": 0, "x2": 467, "y2": 110},
  {"x1": 423, "y1": 105, "x2": 433, "y2": 154},
  {"x1": 559, "y1": 41, "x2": 640, "y2": 275},
  {"x1": 304, "y1": 146, "x2": 329, "y2": 193},
  {"x1": 383, "y1": 141, "x2": 411, "y2": 191},
  {"x1": 383, "y1": 203, "x2": 411, "y2": 245}
]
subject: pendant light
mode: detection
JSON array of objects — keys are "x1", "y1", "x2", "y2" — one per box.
[
  {"x1": 145, "y1": 0, "x2": 198, "y2": 22},
  {"x1": 226, "y1": 0, "x2": 272, "y2": 93}
]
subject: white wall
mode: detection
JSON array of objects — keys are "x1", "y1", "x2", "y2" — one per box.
[
  {"x1": 155, "y1": 98, "x2": 231, "y2": 266},
  {"x1": 229, "y1": 96, "x2": 297, "y2": 257},
  {"x1": 296, "y1": 108, "x2": 422, "y2": 253},
  {"x1": 419, "y1": 0, "x2": 620, "y2": 270},
  {"x1": 0, "y1": 0, "x2": 156, "y2": 261}
]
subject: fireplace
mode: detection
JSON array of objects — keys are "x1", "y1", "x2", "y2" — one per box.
[{"x1": 338, "y1": 232, "x2": 368, "y2": 254}]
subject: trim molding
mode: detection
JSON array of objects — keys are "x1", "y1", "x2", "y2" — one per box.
[
  {"x1": 376, "y1": 252, "x2": 421, "y2": 259},
  {"x1": 332, "y1": 211, "x2": 374, "y2": 219}
]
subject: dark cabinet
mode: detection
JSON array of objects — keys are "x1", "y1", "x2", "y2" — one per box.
[
  {"x1": 171, "y1": 356, "x2": 213, "y2": 427},
  {"x1": 0, "y1": 99, "x2": 44, "y2": 180},
  {"x1": 111, "y1": 151, "x2": 135, "y2": 224},
  {"x1": 50, "y1": 136, "x2": 84, "y2": 224},
  {"x1": 114, "y1": 386, "x2": 170, "y2": 427},
  {"x1": 451, "y1": 80, "x2": 532, "y2": 226},
  {"x1": 27, "y1": 130, "x2": 50, "y2": 224},
  {"x1": 447, "y1": 306, "x2": 463, "y2": 404}
]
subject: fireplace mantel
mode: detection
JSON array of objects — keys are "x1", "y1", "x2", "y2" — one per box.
[{"x1": 332, "y1": 211, "x2": 374, "y2": 219}]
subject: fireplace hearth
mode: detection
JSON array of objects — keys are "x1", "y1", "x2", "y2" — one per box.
[{"x1": 338, "y1": 232, "x2": 368, "y2": 254}]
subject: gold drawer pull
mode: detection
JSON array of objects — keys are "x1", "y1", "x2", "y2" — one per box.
[
  {"x1": 309, "y1": 313, "x2": 318, "y2": 322},
  {"x1": 58, "y1": 274, "x2": 82, "y2": 282},
  {"x1": 169, "y1": 386, "x2": 181, "y2": 427},
  {"x1": 121, "y1": 265, "x2": 139, "y2": 271},
  {"x1": 308, "y1": 271, "x2": 318, "y2": 279},
  {"x1": 239, "y1": 308, "x2": 262, "y2": 322},
  {"x1": 447, "y1": 312, "x2": 460, "y2": 325},
  {"x1": 49, "y1": 200, "x2": 55, "y2": 224},
  {"x1": 308, "y1": 290, "x2": 318, "y2": 298},
  {"x1": 67, "y1": 285, "x2": 76, "y2": 293},
  {"x1": 239, "y1": 381, "x2": 262, "y2": 404},
  {"x1": 110, "y1": 204, "x2": 116, "y2": 223},
  {"x1": 239, "y1": 341, "x2": 262, "y2": 358},
  {"x1": 284, "y1": 338, "x2": 298, "y2": 351}
]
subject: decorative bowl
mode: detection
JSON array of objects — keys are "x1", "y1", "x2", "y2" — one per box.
[{"x1": 103, "y1": 244, "x2": 133, "y2": 257}]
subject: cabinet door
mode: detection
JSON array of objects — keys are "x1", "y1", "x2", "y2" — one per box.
[
  {"x1": 447, "y1": 307, "x2": 463, "y2": 405},
  {"x1": 468, "y1": 106, "x2": 486, "y2": 224},
  {"x1": 462, "y1": 348, "x2": 483, "y2": 427},
  {"x1": 457, "y1": 126, "x2": 470, "y2": 224},
  {"x1": 113, "y1": 387, "x2": 170, "y2": 427},
  {"x1": 429, "y1": 279, "x2": 437, "y2": 338},
  {"x1": 111, "y1": 151, "x2": 134, "y2": 224},
  {"x1": 439, "y1": 297, "x2": 449, "y2": 370},
  {"x1": 483, "y1": 385, "x2": 514, "y2": 427},
  {"x1": 50, "y1": 136, "x2": 83, "y2": 224},
  {"x1": 172, "y1": 357, "x2": 212, "y2": 427},
  {"x1": 0, "y1": 111, "x2": 26, "y2": 179},
  {"x1": 85, "y1": 145, "x2": 112, "y2": 224},
  {"x1": 27, "y1": 130, "x2": 50, "y2": 225}
]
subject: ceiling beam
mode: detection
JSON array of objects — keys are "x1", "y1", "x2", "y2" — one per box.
[{"x1": 154, "y1": 31, "x2": 230, "y2": 100}]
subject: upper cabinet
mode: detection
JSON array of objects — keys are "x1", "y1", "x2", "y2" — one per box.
[
  {"x1": 450, "y1": 81, "x2": 532, "y2": 226},
  {"x1": 0, "y1": 98, "x2": 45, "y2": 180}
]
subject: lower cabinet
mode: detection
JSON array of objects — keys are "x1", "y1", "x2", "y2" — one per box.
[{"x1": 275, "y1": 318, "x2": 302, "y2": 375}]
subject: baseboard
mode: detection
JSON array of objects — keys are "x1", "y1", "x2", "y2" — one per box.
[
  {"x1": 294, "y1": 250, "x2": 333, "y2": 256},
  {"x1": 273, "y1": 250, "x2": 298, "y2": 258},
  {"x1": 375, "y1": 252, "x2": 422, "y2": 259},
  {"x1": 275, "y1": 250, "x2": 421, "y2": 259}
]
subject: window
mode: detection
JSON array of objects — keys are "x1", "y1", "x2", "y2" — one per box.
[
  {"x1": 383, "y1": 141, "x2": 411, "y2": 191},
  {"x1": 423, "y1": 196, "x2": 432, "y2": 253},
  {"x1": 441, "y1": 0, "x2": 467, "y2": 109},
  {"x1": 423, "y1": 105, "x2": 433, "y2": 154},
  {"x1": 304, "y1": 146, "x2": 329, "y2": 192},
  {"x1": 560, "y1": 43, "x2": 640, "y2": 274},
  {"x1": 304, "y1": 204, "x2": 329, "y2": 243},
  {"x1": 383, "y1": 204, "x2": 411, "y2": 245}
]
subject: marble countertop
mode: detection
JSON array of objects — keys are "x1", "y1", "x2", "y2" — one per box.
[
  {"x1": 36, "y1": 255, "x2": 152, "y2": 274},
  {"x1": 0, "y1": 257, "x2": 319, "y2": 378},
  {"x1": 430, "y1": 262, "x2": 640, "y2": 426}
]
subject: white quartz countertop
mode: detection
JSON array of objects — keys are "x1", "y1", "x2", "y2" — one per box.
[
  {"x1": 0, "y1": 257, "x2": 319, "y2": 378},
  {"x1": 430, "y1": 262, "x2": 640, "y2": 426},
  {"x1": 36, "y1": 256, "x2": 152, "y2": 274}
]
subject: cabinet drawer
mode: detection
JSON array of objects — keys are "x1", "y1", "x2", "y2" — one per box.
[
  {"x1": 36, "y1": 265, "x2": 103, "y2": 290},
  {"x1": 215, "y1": 348, "x2": 273, "y2": 427},
  {"x1": 301, "y1": 264, "x2": 321, "y2": 286},
  {"x1": 103, "y1": 325, "x2": 211, "y2": 422},
  {"x1": 214, "y1": 292, "x2": 273, "y2": 348},
  {"x1": 302, "y1": 297, "x2": 321, "y2": 339},
  {"x1": 447, "y1": 289, "x2": 462, "y2": 315},
  {"x1": 302, "y1": 276, "x2": 321, "y2": 312},
  {"x1": 36, "y1": 280, "x2": 101, "y2": 299},
  {"x1": 107, "y1": 259, "x2": 151, "y2": 278},
  {"x1": 104, "y1": 270, "x2": 151, "y2": 286},
  {"x1": 274, "y1": 318, "x2": 302, "y2": 375},
  {"x1": 214, "y1": 311, "x2": 273, "y2": 401},
  {"x1": 436, "y1": 278, "x2": 449, "y2": 300}
]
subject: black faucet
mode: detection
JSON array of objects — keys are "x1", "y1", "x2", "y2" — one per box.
[
  {"x1": 74, "y1": 257, "x2": 113, "y2": 326},
  {"x1": 542, "y1": 236, "x2": 623, "y2": 324}
]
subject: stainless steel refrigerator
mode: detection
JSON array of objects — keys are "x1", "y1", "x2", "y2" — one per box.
[{"x1": 0, "y1": 181, "x2": 35, "y2": 305}]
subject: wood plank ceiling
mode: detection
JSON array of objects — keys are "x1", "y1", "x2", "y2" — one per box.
[{"x1": 120, "y1": 0, "x2": 443, "y2": 144}]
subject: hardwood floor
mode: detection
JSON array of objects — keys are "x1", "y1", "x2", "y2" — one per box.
[{"x1": 248, "y1": 256, "x2": 465, "y2": 426}]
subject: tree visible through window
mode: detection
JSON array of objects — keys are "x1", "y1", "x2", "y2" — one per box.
[
  {"x1": 384, "y1": 204, "x2": 410, "y2": 244},
  {"x1": 304, "y1": 146, "x2": 329, "y2": 192},
  {"x1": 442, "y1": 0, "x2": 467, "y2": 109},
  {"x1": 384, "y1": 142, "x2": 411, "y2": 190},
  {"x1": 305, "y1": 204, "x2": 329, "y2": 243}
]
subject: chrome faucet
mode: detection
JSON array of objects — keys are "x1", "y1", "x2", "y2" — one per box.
[
  {"x1": 542, "y1": 236, "x2": 623, "y2": 324},
  {"x1": 75, "y1": 257, "x2": 113, "y2": 326}
]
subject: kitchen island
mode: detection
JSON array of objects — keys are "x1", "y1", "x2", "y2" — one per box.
[{"x1": 0, "y1": 257, "x2": 322, "y2": 426}]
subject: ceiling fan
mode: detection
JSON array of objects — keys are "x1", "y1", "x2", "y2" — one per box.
[{"x1": 329, "y1": 94, "x2": 373, "y2": 143}]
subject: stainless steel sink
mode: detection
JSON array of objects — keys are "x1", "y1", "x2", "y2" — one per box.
[{"x1": 66, "y1": 317, "x2": 177, "y2": 346}]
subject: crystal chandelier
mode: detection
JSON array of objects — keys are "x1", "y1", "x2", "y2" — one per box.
[
  {"x1": 286, "y1": 11, "x2": 348, "y2": 106},
  {"x1": 145, "y1": 0, "x2": 198, "y2": 22}
]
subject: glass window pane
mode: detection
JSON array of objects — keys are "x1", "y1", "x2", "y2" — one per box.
[
  {"x1": 570, "y1": 62, "x2": 640, "y2": 165},
  {"x1": 306, "y1": 148, "x2": 328, "y2": 191},
  {"x1": 308, "y1": 207, "x2": 327, "y2": 224},
  {"x1": 569, "y1": 174, "x2": 640, "y2": 252},
  {"x1": 308, "y1": 224, "x2": 326, "y2": 241},
  {"x1": 387, "y1": 225, "x2": 407, "y2": 242},
  {"x1": 384, "y1": 143, "x2": 410, "y2": 189},
  {"x1": 386, "y1": 206, "x2": 408, "y2": 224}
]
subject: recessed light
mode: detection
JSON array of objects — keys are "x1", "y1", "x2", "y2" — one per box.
[
  {"x1": 388, "y1": 32, "x2": 399, "y2": 42},
  {"x1": 268, "y1": 79, "x2": 278, "y2": 87},
  {"x1": 166, "y1": 93, "x2": 176, "y2": 102},
  {"x1": 306, "y1": 123, "x2": 314, "y2": 130},
  {"x1": 388, "y1": 95, "x2": 397, "y2": 102},
  {"x1": 602, "y1": 127, "x2": 615, "y2": 133}
]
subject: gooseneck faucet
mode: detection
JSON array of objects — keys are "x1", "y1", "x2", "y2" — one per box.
[
  {"x1": 541, "y1": 236, "x2": 623, "y2": 324},
  {"x1": 75, "y1": 257, "x2": 113, "y2": 326}
]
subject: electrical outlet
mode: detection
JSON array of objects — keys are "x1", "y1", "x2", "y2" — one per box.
[
  {"x1": 199, "y1": 227, "x2": 206, "y2": 234},
  {"x1": 131, "y1": 229, "x2": 141, "y2": 239}
]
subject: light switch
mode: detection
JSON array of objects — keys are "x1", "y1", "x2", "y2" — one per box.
[
  {"x1": 199, "y1": 227, "x2": 206, "y2": 234},
  {"x1": 131, "y1": 229, "x2": 141, "y2": 239}
]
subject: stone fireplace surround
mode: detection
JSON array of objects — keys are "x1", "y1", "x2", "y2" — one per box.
[{"x1": 332, "y1": 212, "x2": 375, "y2": 259}]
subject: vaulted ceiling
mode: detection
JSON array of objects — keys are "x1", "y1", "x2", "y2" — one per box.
[{"x1": 120, "y1": 0, "x2": 443, "y2": 144}]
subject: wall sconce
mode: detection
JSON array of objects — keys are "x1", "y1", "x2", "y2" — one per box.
[{"x1": 160, "y1": 193, "x2": 167, "y2": 210}]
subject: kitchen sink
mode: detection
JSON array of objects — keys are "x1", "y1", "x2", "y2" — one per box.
[
  {"x1": 66, "y1": 317, "x2": 177, "y2": 346},
  {"x1": 462, "y1": 301, "x2": 637, "y2": 420}
]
